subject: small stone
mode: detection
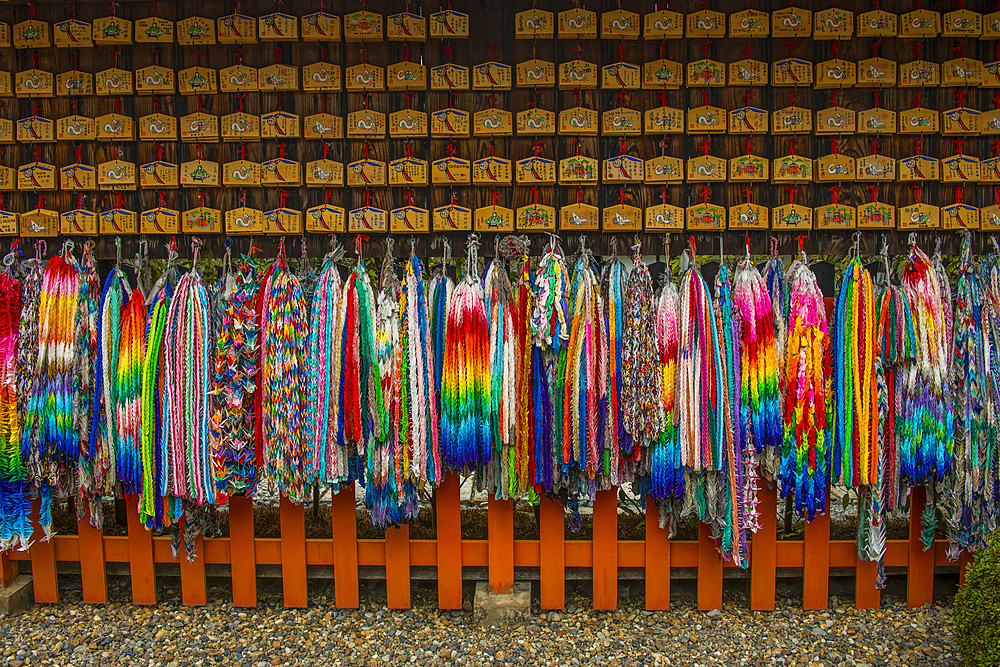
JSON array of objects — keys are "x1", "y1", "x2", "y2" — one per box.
[{"x1": 706, "y1": 609, "x2": 722, "y2": 618}]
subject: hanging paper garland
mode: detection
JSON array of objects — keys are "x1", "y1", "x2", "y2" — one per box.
[
  {"x1": 74, "y1": 244, "x2": 101, "y2": 527},
  {"x1": 260, "y1": 241, "x2": 311, "y2": 504},
  {"x1": 944, "y1": 232, "x2": 1000, "y2": 558},
  {"x1": 441, "y1": 237, "x2": 491, "y2": 470},
  {"x1": 404, "y1": 251, "x2": 442, "y2": 490},
  {"x1": 562, "y1": 244, "x2": 602, "y2": 486},
  {"x1": 781, "y1": 257, "x2": 832, "y2": 521},
  {"x1": 308, "y1": 245, "x2": 346, "y2": 487},
  {"x1": 677, "y1": 242, "x2": 723, "y2": 476},
  {"x1": 901, "y1": 240, "x2": 955, "y2": 487},
  {"x1": 763, "y1": 243, "x2": 789, "y2": 384},
  {"x1": 874, "y1": 264, "x2": 916, "y2": 513},
  {"x1": 833, "y1": 255, "x2": 879, "y2": 487},
  {"x1": 599, "y1": 252, "x2": 628, "y2": 489},
  {"x1": 22, "y1": 242, "x2": 81, "y2": 538},
  {"x1": 513, "y1": 256, "x2": 535, "y2": 495},
  {"x1": 621, "y1": 243, "x2": 665, "y2": 463},
  {"x1": 531, "y1": 238, "x2": 570, "y2": 492},
  {"x1": 733, "y1": 253, "x2": 782, "y2": 479},
  {"x1": 162, "y1": 240, "x2": 214, "y2": 511},
  {"x1": 93, "y1": 262, "x2": 127, "y2": 494},
  {"x1": 369, "y1": 244, "x2": 416, "y2": 528},
  {"x1": 209, "y1": 249, "x2": 261, "y2": 501},
  {"x1": 484, "y1": 255, "x2": 519, "y2": 498},
  {"x1": 0, "y1": 256, "x2": 30, "y2": 550},
  {"x1": 337, "y1": 242, "x2": 382, "y2": 486},
  {"x1": 649, "y1": 263, "x2": 683, "y2": 533},
  {"x1": 116, "y1": 281, "x2": 146, "y2": 498}
]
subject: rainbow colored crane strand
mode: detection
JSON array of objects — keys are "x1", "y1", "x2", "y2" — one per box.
[
  {"x1": 209, "y1": 252, "x2": 260, "y2": 501},
  {"x1": 260, "y1": 248, "x2": 311, "y2": 504},
  {"x1": 733, "y1": 256, "x2": 782, "y2": 479},
  {"x1": 93, "y1": 267, "x2": 126, "y2": 492},
  {"x1": 562, "y1": 244, "x2": 601, "y2": 483},
  {"x1": 484, "y1": 256, "x2": 519, "y2": 498},
  {"x1": 833, "y1": 256, "x2": 879, "y2": 487},
  {"x1": 901, "y1": 240, "x2": 955, "y2": 485},
  {"x1": 652, "y1": 268, "x2": 682, "y2": 501},
  {"x1": 441, "y1": 238, "x2": 491, "y2": 470},
  {"x1": 161, "y1": 243, "x2": 214, "y2": 511},
  {"x1": 74, "y1": 245, "x2": 101, "y2": 527},
  {"x1": 22, "y1": 244, "x2": 81, "y2": 538},
  {"x1": 0, "y1": 266, "x2": 29, "y2": 549},
  {"x1": 781, "y1": 259, "x2": 832, "y2": 521},
  {"x1": 308, "y1": 247, "x2": 346, "y2": 486},
  {"x1": 622, "y1": 245, "x2": 665, "y2": 460},
  {"x1": 116, "y1": 286, "x2": 146, "y2": 497},
  {"x1": 874, "y1": 268, "x2": 916, "y2": 513}
]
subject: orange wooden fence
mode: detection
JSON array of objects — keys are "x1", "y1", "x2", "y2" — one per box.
[{"x1": 0, "y1": 477, "x2": 970, "y2": 612}]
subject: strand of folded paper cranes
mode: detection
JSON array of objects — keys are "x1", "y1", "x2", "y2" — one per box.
[{"x1": 0, "y1": 233, "x2": 998, "y2": 577}]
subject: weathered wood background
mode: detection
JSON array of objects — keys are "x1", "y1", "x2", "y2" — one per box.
[{"x1": 1, "y1": 0, "x2": 996, "y2": 264}]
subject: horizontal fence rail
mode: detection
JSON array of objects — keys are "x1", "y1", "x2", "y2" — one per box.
[{"x1": 0, "y1": 478, "x2": 973, "y2": 612}]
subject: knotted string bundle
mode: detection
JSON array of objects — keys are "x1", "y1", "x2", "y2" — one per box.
[
  {"x1": 74, "y1": 244, "x2": 101, "y2": 527},
  {"x1": 781, "y1": 257, "x2": 832, "y2": 521},
  {"x1": 562, "y1": 240, "x2": 602, "y2": 486},
  {"x1": 403, "y1": 249, "x2": 442, "y2": 488},
  {"x1": 0, "y1": 257, "x2": 29, "y2": 549},
  {"x1": 621, "y1": 243, "x2": 665, "y2": 466},
  {"x1": 22, "y1": 242, "x2": 81, "y2": 538},
  {"x1": 308, "y1": 244, "x2": 346, "y2": 486},
  {"x1": 733, "y1": 251, "x2": 782, "y2": 480},
  {"x1": 874, "y1": 251, "x2": 916, "y2": 513},
  {"x1": 260, "y1": 240, "x2": 310, "y2": 504},
  {"x1": 483, "y1": 252, "x2": 519, "y2": 498},
  {"x1": 833, "y1": 253, "x2": 879, "y2": 487},
  {"x1": 901, "y1": 238, "x2": 955, "y2": 487},
  {"x1": 441, "y1": 236, "x2": 491, "y2": 470},
  {"x1": 209, "y1": 248, "x2": 261, "y2": 501}
]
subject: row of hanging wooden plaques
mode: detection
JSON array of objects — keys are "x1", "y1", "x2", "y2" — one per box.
[
  {"x1": 6, "y1": 196, "x2": 997, "y2": 238},
  {"x1": 5, "y1": 7, "x2": 1000, "y2": 45},
  {"x1": 6, "y1": 56, "x2": 1000, "y2": 95}
]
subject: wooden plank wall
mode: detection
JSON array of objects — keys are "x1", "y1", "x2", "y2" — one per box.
[{"x1": 1, "y1": 0, "x2": 993, "y2": 266}]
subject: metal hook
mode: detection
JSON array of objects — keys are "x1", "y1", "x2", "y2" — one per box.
[
  {"x1": 114, "y1": 236, "x2": 122, "y2": 268},
  {"x1": 852, "y1": 231, "x2": 862, "y2": 259}
]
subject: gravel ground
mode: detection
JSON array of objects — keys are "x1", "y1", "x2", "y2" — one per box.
[{"x1": 1, "y1": 578, "x2": 960, "y2": 667}]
